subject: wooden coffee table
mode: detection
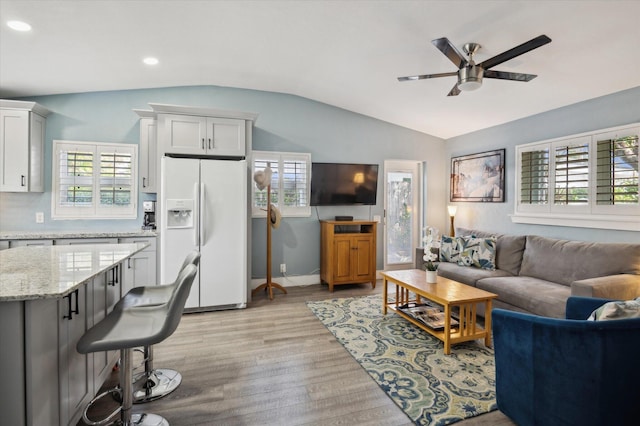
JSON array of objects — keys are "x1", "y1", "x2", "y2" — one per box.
[{"x1": 381, "y1": 269, "x2": 498, "y2": 355}]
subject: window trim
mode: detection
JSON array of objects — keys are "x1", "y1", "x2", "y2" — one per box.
[
  {"x1": 52, "y1": 140, "x2": 138, "y2": 220},
  {"x1": 251, "y1": 150, "x2": 311, "y2": 218},
  {"x1": 513, "y1": 123, "x2": 639, "y2": 231}
]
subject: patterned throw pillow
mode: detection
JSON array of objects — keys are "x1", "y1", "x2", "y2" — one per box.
[
  {"x1": 457, "y1": 236, "x2": 497, "y2": 270},
  {"x1": 587, "y1": 297, "x2": 640, "y2": 321},
  {"x1": 439, "y1": 235, "x2": 464, "y2": 263}
]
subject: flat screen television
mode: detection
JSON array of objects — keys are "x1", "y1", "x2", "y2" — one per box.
[{"x1": 310, "y1": 162, "x2": 379, "y2": 206}]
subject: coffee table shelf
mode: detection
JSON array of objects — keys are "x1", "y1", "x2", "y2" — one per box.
[{"x1": 381, "y1": 269, "x2": 497, "y2": 355}]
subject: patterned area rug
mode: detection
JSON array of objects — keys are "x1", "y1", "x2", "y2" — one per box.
[{"x1": 307, "y1": 295, "x2": 497, "y2": 425}]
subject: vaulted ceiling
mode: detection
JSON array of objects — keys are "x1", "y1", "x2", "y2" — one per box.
[{"x1": 1, "y1": 0, "x2": 639, "y2": 139}]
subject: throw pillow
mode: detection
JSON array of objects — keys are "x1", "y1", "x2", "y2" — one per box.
[
  {"x1": 457, "y1": 236, "x2": 497, "y2": 270},
  {"x1": 587, "y1": 297, "x2": 640, "y2": 321},
  {"x1": 439, "y1": 235, "x2": 464, "y2": 263}
]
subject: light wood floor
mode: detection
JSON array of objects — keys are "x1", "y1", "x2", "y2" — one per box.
[{"x1": 81, "y1": 281, "x2": 515, "y2": 425}]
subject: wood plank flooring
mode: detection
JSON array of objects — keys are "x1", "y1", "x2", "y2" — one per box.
[{"x1": 80, "y1": 282, "x2": 515, "y2": 425}]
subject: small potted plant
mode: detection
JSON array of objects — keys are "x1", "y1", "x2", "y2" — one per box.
[{"x1": 423, "y1": 226, "x2": 440, "y2": 283}]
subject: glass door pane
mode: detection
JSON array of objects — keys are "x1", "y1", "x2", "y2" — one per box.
[{"x1": 384, "y1": 159, "x2": 421, "y2": 270}]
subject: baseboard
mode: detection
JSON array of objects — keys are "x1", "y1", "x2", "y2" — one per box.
[
  {"x1": 250, "y1": 274, "x2": 320, "y2": 289},
  {"x1": 251, "y1": 270, "x2": 384, "y2": 289}
]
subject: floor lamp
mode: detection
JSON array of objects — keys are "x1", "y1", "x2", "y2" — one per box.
[{"x1": 252, "y1": 181, "x2": 287, "y2": 300}]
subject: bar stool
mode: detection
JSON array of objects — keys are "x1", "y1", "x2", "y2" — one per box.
[
  {"x1": 115, "y1": 251, "x2": 200, "y2": 403},
  {"x1": 77, "y1": 264, "x2": 197, "y2": 426}
]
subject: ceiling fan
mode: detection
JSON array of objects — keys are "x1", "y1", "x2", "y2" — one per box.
[{"x1": 398, "y1": 35, "x2": 552, "y2": 96}]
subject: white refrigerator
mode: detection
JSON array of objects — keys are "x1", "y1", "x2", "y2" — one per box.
[{"x1": 160, "y1": 156, "x2": 247, "y2": 310}]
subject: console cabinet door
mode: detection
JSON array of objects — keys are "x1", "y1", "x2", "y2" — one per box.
[
  {"x1": 333, "y1": 236, "x2": 354, "y2": 282},
  {"x1": 352, "y1": 235, "x2": 374, "y2": 281},
  {"x1": 119, "y1": 237, "x2": 157, "y2": 292}
]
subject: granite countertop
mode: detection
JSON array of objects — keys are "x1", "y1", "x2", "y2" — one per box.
[
  {"x1": 0, "y1": 230, "x2": 158, "y2": 240},
  {"x1": 0, "y1": 243, "x2": 149, "y2": 301}
]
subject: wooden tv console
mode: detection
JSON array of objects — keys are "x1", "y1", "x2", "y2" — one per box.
[{"x1": 320, "y1": 220, "x2": 377, "y2": 292}]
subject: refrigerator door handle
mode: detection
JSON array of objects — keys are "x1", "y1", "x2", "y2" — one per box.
[
  {"x1": 201, "y1": 182, "x2": 206, "y2": 246},
  {"x1": 194, "y1": 182, "x2": 199, "y2": 247}
]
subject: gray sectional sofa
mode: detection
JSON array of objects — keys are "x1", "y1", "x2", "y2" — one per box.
[{"x1": 418, "y1": 228, "x2": 640, "y2": 318}]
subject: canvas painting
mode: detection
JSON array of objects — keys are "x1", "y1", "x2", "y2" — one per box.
[{"x1": 450, "y1": 149, "x2": 505, "y2": 202}]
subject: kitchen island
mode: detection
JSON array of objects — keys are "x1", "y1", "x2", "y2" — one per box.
[{"x1": 0, "y1": 243, "x2": 149, "y2": 426}]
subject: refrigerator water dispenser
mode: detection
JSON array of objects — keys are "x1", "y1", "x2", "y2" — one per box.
[{"x1": 166, "y1": 199, "x2": 194, "y2": 228}]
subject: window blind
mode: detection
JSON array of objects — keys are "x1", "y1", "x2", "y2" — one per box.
[
  {"x1": 99, "y1": 151, "x2": 133, "y2": 206},
  {"x1": 59, "y1": 149, "x2": 93, "y2": 207},
  {"x1": 282, "y1": 159, "x2": 308, "y2": 208},
  {"x1": 596, "y1": 135, "x2": 639, "y2": 205},
  {"x1": 554, "y1": 143, "x2": 589, "y2": 205},
  {"x1": 520, "y1": 149, "x2": 549, "y2": 204}
]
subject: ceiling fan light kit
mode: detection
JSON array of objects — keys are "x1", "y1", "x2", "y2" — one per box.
[{"x1": 398, "y1": 35, "x2": 552, "y2": 96}]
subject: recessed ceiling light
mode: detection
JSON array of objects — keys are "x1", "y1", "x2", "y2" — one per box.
[
  {"x1": 143, "y1": 57, "x2": 159, "y2": 65},
  {"x1": 7, "y1": 20, "x2": 32, "y2": 32}
]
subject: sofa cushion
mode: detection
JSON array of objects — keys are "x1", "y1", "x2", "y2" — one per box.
[
  {"x1": 437, "y1": 262, "x2": 512, "y2": 287},
  {"x1": 440, "y1": 235, "x2": 464, "y2": 263},
  {"x1": 587, "y1": 297, "x2": 640, "y2": 321},
  {"x1": 458, "y1": 236, "x2": 497, "y2": 270},
  {"x1": 519, "y1": 235, "x2": 640, "y2": 286},
  {"x1": 476, "y1": 276, "x2": 571, "y2": 318},
  {"x1": 456, "y1": 228, "x2": 526, "y2": 276}
]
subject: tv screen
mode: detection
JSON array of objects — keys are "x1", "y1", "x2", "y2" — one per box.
[{"x1": 310, "y1": 162, "x2": 379, "y2": 206}]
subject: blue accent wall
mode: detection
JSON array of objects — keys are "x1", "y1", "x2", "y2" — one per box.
[
  {"x1": 0, "y1": 85, "x2": 445, "y2": 277},
  {"x1": 445, "y1": 86, "x2": 640, "y2": 243}
]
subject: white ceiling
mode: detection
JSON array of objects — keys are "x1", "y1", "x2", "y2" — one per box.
[{"x1": 1, "y1": 0, "x2": 639, "y2": 139}]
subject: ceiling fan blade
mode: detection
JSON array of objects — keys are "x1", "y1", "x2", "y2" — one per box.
[
  {"x1": 479, "y1": 35, "x2": 551, "y2": 70},
  {"x1": 484, "y1": 70, "x2": 538, "y2": 82},
  {"x1": 397, "y1": 72, "x2": 457, "y2": 82},
  {"x1": 447, "y1": 84, "x2": 461, "y2": 97},
  {"x1": 432, "y1": 37, "x2": 468, "y2": 68}
]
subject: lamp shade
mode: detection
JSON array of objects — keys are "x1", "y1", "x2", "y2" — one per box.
[{"x1": 447, "y1": 205, "x2": 458, "y2": 217}]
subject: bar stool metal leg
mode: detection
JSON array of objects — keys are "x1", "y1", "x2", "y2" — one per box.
[{"x1": 132, "y1": 345, "x2": 182, "y2": 403}]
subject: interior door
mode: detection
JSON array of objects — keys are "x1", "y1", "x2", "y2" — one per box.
[{"x1": 383, "y1": 160, "x2": 422, "y2": 271}]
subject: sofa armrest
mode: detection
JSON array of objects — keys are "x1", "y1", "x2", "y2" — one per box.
[
  {"x1": 565, "y1": 296, "x2": 611, "y2": 320},
  {"x1": 493, "y1": 308, "x2": 640, "y2": 426},
  {"x1": 571, "y1": 274, "x2": 640, "y2": 299}
]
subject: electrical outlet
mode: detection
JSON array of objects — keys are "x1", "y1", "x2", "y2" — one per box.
[
  {"x1": 280, "y1": 263, "x2": 286, "y2": 273},
  {"x1": 35, "y1": 212, "x2": 44, "y2": 223}
]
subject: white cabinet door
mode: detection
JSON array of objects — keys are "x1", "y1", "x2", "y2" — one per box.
[
  {"x1": 206, "y1": 117, "x2": 246, "y2": 157},
  {"x1": 58, "y1": 283, "x2": 93, "y2": 426},
  {"x1": 0, "y1": 109, "x2": 29, "y2": 192},
  {"x1": 139, "y1": 117, "x2": 157, "y2": 193},
  {"x1": 0, "y1": 109, "x2": 46, "y2": 192},
  {"x1": 91, "y1": 267, "x2": 121, "y2": 393},
  {"x1": 162, "y1": 113, "x2": 207, "y2": 155},
  {"x1": 160, "y1": 114, "x2": 246, "y2": 158},
  {"x1": 120, "y1": 237, "x2": 157, "y2": 292}
]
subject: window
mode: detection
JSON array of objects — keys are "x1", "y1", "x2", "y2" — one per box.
[
  {"x1": 252, "y1": 151, "x2": 311, "y2": 217},
  {"x1": 514, "y1": 124, "x2": 639, "y2": 231},
  {"x1": 52, "y1": 140, "x2": 137, "y2": 219}
]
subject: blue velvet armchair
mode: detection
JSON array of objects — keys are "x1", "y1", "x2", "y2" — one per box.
[{"x1": 493, "y1": 297, "x2": 640, "y2": 426}]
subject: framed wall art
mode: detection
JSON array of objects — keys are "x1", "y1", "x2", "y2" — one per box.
[{"x1": 450, "y1": 149, "x2": 505, "y2": 202}]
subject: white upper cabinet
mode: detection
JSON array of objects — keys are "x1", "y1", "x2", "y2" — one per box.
[
  {"x1": 139, "y1": 116, "x2": 157, "y2": 193},
  {"x1": 0, "y1": 100, "x2": 49, "y2": 192},
  {"x1": 160, "y1": 113, "x2": 246, "y2": 157}
]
